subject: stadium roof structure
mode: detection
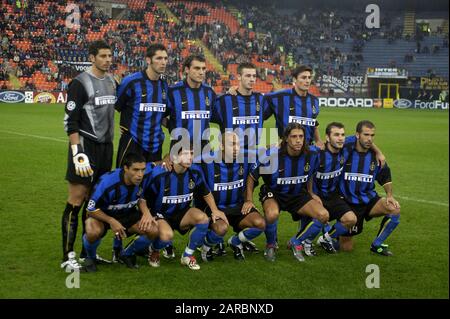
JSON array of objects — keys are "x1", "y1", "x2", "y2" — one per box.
[{"x1": 241, "y1": 0, "x2": 449, "y2": 11}]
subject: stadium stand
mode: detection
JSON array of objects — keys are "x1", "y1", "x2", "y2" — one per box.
[{"x1": 0, "y1": 0, "x2": 448, "y2": 94}]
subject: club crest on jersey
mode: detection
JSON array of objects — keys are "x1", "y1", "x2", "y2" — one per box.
[
  {"x1": 137, "y1": 187, "x2": 143, "y2": 197},
  {"x1": 340, "y1": 157, "x2": 344, "y2": 165},
  {"x1": 189, "y1": 179, "x2": 195, "y2": 190},
  {"x1": 304, "y1": 162, "x2": 310, "y2": 172},
  {"x1": 238, "y1": 165, "x2": 244, "y2": 176},
  {"x1": 256, "y1": 100, "x2": 260, "y2": 112},
  {"x1": 162, "y1": 90, "x2": 166, "y2": 100},
  {"x1": 205, "y1": 96, "x2": 210, "y2": 106},
  {"x1": 312, "y1": 104, "x2": 317, "y2": 115},
  {"x1": 370, "y1": 161, "x2": 376, "y2": 171}
]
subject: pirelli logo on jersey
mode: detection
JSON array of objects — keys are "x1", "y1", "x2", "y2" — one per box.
[
  {"x1": 181, "y1": 110, "x2": 210, "y2": 119},
  {"x1": 162, "y1": 193, "x2": 194, "y2": 204},
  {"x1": 95, "y1": 95, "x2": 116, "y2": 106},
  {"x1": 277, "y1": 175, "x2": 308, "y2": 185},
  {"x1": 107, "y1": 199, "x2": 139, "y2": 211},
  {"x1": 344, "y1": 173, "x2": 373, "y2": 183},
  {"x1": 288, "y1": 116, "x2": 316, "y2": 127},
  {"x1": 232, "y1": 116, "x2": 260, "y2": 125},
  {"x1": 139, "y1": 103, "x2": 166, "y2": 112},
  {"x1": 316, "y1": 168, "x2": 343, "y2": 180},
  {"x1": 214, "y1": 179, "x2": 244, "y2": 191}
]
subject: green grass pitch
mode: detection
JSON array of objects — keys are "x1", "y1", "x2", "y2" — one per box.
[{"x1": 0, "y1": 103, "x2": 448, "y2": 299}]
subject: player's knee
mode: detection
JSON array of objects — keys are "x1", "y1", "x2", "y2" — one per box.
[
  {"x1": 159, "y1": 229, "x2": 173, "y2": 242},
  {"x1": 390, "y1": 207, "x2": 401, "y2": 215},
  {"x1": 316, "y1": 209, "x2": 329, "y2": 224},
  {"x1": 252, "y1": 216, "x2": 266, "y2": 230},
  {"x1": 212, "y1": 221, "x2": 228, "y2": 237},
  {"x1": 341, "y1": 212, "x2": 357, "y2": 227},
  {"x1": 85, "y1": 227, "x2": 102, "y2": 242},
  {"x1": 264, "y1": 211, "x2": 279, "y2": 224}
]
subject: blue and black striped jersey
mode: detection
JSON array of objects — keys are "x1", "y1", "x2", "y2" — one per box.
[
  {"x1": 115, "y1": 71, "x2": 169, "y2": 153},
  {"x1": 87, "y1": 168, "x2": 146, "y2": 217},
  {"x1": 192, "y1": 152, "x2": 252, "y2": 210},
  {"x1": 167, "y1": 80, "x2": 216, "y2": 144},
  {"x1": 312, "y1": 136, "x2": 356, "y2": 198},
  {"x1": 212, "y1": 92, "x2": 266, "y2": 148},
  {"x1": 263, "y1": 89, "x2": 319, "y2": 144},
  {"x1": 339, "y1": 148, "x2": 392, "y2": 205},
  {"x1": 143, "y1": 165, "x2": 210, "y2": 217},
  {"x1": 250, "y1": 146, "x2": 319, "y2": 195}
]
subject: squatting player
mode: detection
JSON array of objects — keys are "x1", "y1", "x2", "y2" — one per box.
[
  {"x1": 193, "y1": 132, "x2": 266, "y2": 261},
  {"x1": 246, "y1": 123, "x2": 329, "y2": 262},
  {"x1": 338, "y1": 120, "x2": 401, "y2": 256}
]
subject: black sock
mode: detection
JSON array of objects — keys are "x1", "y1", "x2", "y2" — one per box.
[
  {"x1": 62, "y1": 202, "x2": 82, "y2": 261},
  {"x1": 79, "y1": 201, "x2": 89, "y2": 258}
]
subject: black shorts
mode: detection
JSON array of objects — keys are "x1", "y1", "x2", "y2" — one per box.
[
  {"x1": 116, "y1": 132, "x2": 162, "y2": 168},
  {"x1": 65, "y1": 138, "x2": 113, "y2": 187},
  {"x1": 259, "y1": 184, "x2": 313, "y2": 221},
  {"x1": 152, "y1": 207, "x2": 191, "y2": 235},
  {"x1": 342, "y1": 195, "x2": 381, "y2": 236},
  {"x1": 101, "y1": 208, "x2": 142, "y2": 237},
  {"x1": 204, "y1": 204, "x2": 260, "y2": 233},
  {"x1": 321, "y1": 193, "x2": 353, "y2": 222}
]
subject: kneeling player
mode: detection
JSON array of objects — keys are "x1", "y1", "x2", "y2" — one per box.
[
  {"x1": 194, "y1": 132, "x2": 266, "y2": 261},
  {"x1": 246, "y1": 123, "x2": 329, "y2": 262},
  {"x1": 82, "y1": 153, "x2": 159, "y2": 272},
  {"x1": 339, "y1": 120, "x2": 401, "y2": 256},
  {"x1": 143, "y1": 142, "x2": 228, "y2": 270}
]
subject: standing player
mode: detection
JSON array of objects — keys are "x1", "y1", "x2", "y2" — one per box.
[
  {"x1": 263, "y1": 65, "x2": 324, "y2": 148},
  {"x1": 167, "y1": 54, "x2": 216, "y2": 153},
  {"x1": 115, "y1": 43, "x2": 169, "y2": 166},
  {"x1": 193, "y1": 132, "x2": 266, "y2": 261},
  {"x1": 245, "y1": 123, "x2": 329, "y2": 262},
  {"x1": 338, "y1": 120, "x2": 401, "y2": 256},
  {"x1": 113, "y1": 44, "x2": 169, "y2": 260},
  {"x1": 142, "y1": 142, "x2": 228, "y2": 270},
  {"x1": 61, "y1": 40, "x2": 116, "y2": 270},
  {"x1": 82, "y1": 153, "x2": 159, "y2": 272},
  {"x1": 212, "y1": 62, "x2": 265, "y2": 152}
]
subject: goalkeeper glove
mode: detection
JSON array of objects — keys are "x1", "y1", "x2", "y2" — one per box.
[{"x1": 71, "y1": 144, "x2": 94, "y2": 177}]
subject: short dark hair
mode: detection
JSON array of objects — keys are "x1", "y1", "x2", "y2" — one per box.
[
  {"x1": 325, "y1": 122, "x2": 345, "y2": 136},
  {"x1": 237, "y1": 62, "x2": 256, "y2": 75},
  {"x1": 356, "y1": 120, "x2": 375, "y2": 133},
  {"x1": 122, "y1": 152, "x2": 146, "y2": 168},
  {"x1": 280, "y1": 122, "x2": 309, "y2": 154},
  {"x1": 146, "y1": 43, "x2": 167, "y2": 59},
  {"x1": 291, "y1": 65, "x2": 313, "y2": 79},
  {"x1": 170, "y1": 138, "x2": 194, "y2": 155},
  {"x1": 182, "y1": 54, "x2": 206, "y2": 71},
  {"x1": 88, "y1": 40, "x2": 111, "y2": 57}
]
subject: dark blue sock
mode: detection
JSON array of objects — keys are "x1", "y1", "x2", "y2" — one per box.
[
  {"x1": 82, "y1": 234, "x2": 100, "y2": 259},
  {"x1": 328, "y1": 221, "x2": 348, "y2": 239},
  {"x1": 291, "y1": 219, "x2": 323, "y2": 245},
  {"x1": 122, "y1": 236, "x2": 153, "y2": 257},
  {"x1": 232, "y1": 227, "x2": 263, "y2": 246},
  {"x1": 373, "y1": 214, "x2": 400, "y2": 247},
  {"x1": 203, "y1": 229, "x2": 223, "y2": 246},
  {"x1": 185, "y1": 223, "x2": 209, "y2": 256},
  {"x1": 265, "y1": 220, "x2": 278, "y2": 245},
  {"x1": 323, "y1": 223, "x2": 332, "y2": 234},
  {"x1": 153, "y1": 239, "x2": 172, "y2": 250},
  {"x1": 113, "y1": 237, "x2": 122, "y2": 250}
]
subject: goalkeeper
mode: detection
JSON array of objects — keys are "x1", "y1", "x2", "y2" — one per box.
[{"x1": 61, "y1": 40, "x2": 117, "y2": 271}]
